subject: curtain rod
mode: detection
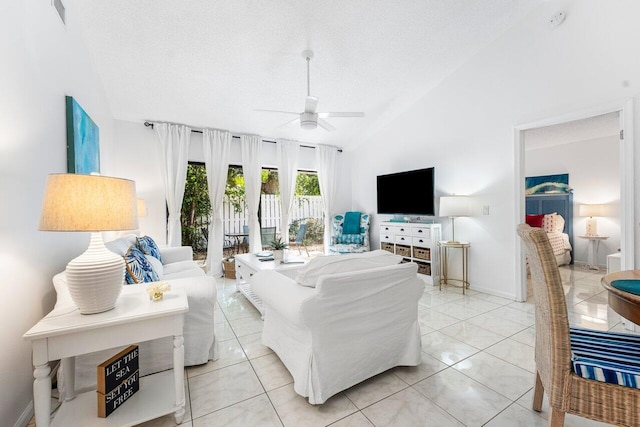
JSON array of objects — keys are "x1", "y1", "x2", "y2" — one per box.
[{"x1": 143, "y1": 121, "x2": 342, "y2": 153}]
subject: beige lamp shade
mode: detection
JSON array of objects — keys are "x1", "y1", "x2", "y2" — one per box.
[
  {"x1": 39, "y1": 174, "x2": 138, "y2": 232},
  {"x1": 579, "y1": 204, "x2": 605, "y2": 217},
  {"x1": 439, "y1": 196, "x2": 472, "y2": 217}
]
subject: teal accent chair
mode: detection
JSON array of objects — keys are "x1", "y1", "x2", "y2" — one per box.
[{"x1": 329, "y1": 213, "x2": 371, "y2": 254}]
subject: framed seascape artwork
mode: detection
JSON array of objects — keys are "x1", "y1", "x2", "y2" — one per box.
[
  {"x1": 525, "y1": 173, "x2": 571, "y2": 195},
  {"x1": 66, "y1": 96, "x2": 100, "y2": 174}
]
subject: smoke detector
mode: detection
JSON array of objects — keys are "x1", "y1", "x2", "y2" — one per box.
[{"x1": 548, "y1": 11, "x2": 566, "y2": 29}]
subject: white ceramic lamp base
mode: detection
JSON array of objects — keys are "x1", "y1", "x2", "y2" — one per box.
[
  {"x1": 585, "y1": 218, "x2": 598, "y2": 237},
  {"x1": 65, "y1": 232, "x2": 125, "y2": 314}
]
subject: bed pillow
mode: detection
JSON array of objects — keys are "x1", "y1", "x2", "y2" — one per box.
[
  {"x1": 553, "y1": 215, "x2": 565, "y2": 233},
  {"x1": 124, "y1": 245, "x2": 160, "y2": 284},
  {"x1": 542, "y1": 213, "x2": 558, "y2": 233},
  {"x1": 525, "y1": 214, "x2": 544, "y2": 228},
  {"x1": 295, "y1": 250, "x2": 402, "y2": 288},
  {"x1": 137, "y1": 235, "x2": 163, "y2": 263}
]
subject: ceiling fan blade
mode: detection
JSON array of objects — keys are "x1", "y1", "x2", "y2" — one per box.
[
  {"x1": 277, "y1": 117, "x2": 301, "y2": 128},
  {"x1": 304, "y1": 96, "x2": 318, "y2": 113},
  {"x1": 317, "y1": 118, "x2": 336, "y2": 132},
  {"x1": 317, "y1": 112, "x2": 365, "y2": 118},
  {"x1": 254, "y1": 109, "x2": 299, "y2": 115}
]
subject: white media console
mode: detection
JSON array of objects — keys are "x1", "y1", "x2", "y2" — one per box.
[{"x1": 379, "y1": 221, "x2": 441, "y2": 285}]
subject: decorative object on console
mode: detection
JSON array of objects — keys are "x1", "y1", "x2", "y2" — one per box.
[
  {"x1": 66, "y1": 96, "x2": 100, "y2": 174},
  {"x1": 579, "y1": 204, "x2": 605, "y2": 237},
  {"x1": 39, "y1": 174, "x2": 137, "y2": 314},
  {"x1": 439, "y1": 195, "x2": 472, "y2": 243}
]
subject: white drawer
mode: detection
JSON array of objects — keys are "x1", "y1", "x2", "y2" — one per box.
[
  {"x1": 235, "y1": 261, "x2": 256, "y2": 281},
  {"x1": 379, "y1": 224, "x2": 397, "y2": 234},
  {"x1": 395, "y1": 225, "x2": 411, "y2": 236},
  {"x1": 380, "y1": 233, "x2": 394, "y2": 243},
  {"x1": 411, "y1": 226, "x2": 431, "y2": 239},
  {"x1": 395, "y1": 235, "x2": 411, "y2": 245},
  {"x1": 412, "y1": 236, "x2": 430, "y2": 248}
]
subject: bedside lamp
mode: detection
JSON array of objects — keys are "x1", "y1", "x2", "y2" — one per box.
[
  {"x1": 39, "y1": 174, "x2": 138, "y2": 314},
  {"x1": 439, "y1": 196, "x2": 472, "y2": 243},
  {"x1": 579, "y1": 204, "x2": 604, "y2": 237}
]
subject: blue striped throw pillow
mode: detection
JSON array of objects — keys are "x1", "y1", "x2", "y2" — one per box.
[{"x1": 570, "y1": 327, "x2": 640, "y2": 388}]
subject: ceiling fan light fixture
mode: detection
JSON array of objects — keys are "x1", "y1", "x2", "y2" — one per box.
[{"x1": 300, "y1": 112, "x2": 317, "y2": 130}]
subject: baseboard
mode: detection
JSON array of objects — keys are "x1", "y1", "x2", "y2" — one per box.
[
  {"x1": 469, "y1": 284, "x2": 517, "y2": 301},
  {"x1": 14, "y1": 401, "x2": 33, "y2": 427}
]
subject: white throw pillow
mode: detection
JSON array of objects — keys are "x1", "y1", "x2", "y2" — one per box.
[
  {"x1": 145, "y1": 254, "x2": 164, "y2": 279},
  {"x1": 295, "y1": 250, "x2": 402, "y2": 288}
]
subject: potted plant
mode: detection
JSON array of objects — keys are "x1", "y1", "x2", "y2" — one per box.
[{"x1": 270, "y1": 237, "x2": 288, "y2": 260}]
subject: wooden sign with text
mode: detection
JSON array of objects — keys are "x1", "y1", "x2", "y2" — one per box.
[{"x1": 97, "y1": 345, "x2": 139, "y2": 417}]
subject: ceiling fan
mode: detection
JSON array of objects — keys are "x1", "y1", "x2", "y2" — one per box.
[{"x1": 256, "y1": 50, "x2": 364, "y2": 131}]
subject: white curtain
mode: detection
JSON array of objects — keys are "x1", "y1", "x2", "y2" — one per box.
[
  {"x1": 316, "y1": 144, "x2": 338, "y2": 254},
  {"x1": 241, "y1": 135, "x2": 263, "y2": 252},
  {"x1": 203, "y1": 129, "x2": 232, "y2": 276},
  {"x1": 277, "y1": 139, "x2": 300, "y2": 245},
  {"x1": 154, "y1": 123, "x2": 191, "y2": 246}
]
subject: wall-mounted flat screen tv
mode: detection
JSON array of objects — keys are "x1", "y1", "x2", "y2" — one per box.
[{"x1": 377, "y1": 167, "x2": 435, "y2": 215}]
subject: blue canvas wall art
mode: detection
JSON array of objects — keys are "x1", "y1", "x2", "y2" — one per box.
[
  {"x1": 525, "y1": 173, "x2": 571, "y2": 195},
  {"x1": 66, "y1": 96, "x2": 100, "y2": 174}
]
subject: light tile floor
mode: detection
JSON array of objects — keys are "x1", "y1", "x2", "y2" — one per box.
[{"x1": 125, "y1": 265, "x2": 627, "y2": 427}]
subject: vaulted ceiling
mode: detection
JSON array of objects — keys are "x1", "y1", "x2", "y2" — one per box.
[{"x1": 67, "y1": 0, "x2": 541, "y2": 150}]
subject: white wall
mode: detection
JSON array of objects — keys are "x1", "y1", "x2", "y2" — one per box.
[
  {"x1": 526, "y1": 136, "x2": 620, "y2": 267},
  {"x1": 350, "y1": 0, "x2": 640, "y2": 299},
  {"x1": 113, "y1": 120, "x2": 352, "y2": 246},
  {"x1": 0, "y1": 1, "x2": 118, "y2": 425}
]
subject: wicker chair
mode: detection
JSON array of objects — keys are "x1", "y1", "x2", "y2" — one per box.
[{"x1": 517, "y1": 224, "x2": 640, "y2": 427}]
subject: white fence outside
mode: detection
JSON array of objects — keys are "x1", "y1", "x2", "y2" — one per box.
[{"x1": 222, "y1": 195, "x2": 324, "y2": 237}]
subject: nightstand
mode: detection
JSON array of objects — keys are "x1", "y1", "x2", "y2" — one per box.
[{"x1": 577, "y1": 235, "x2": 609, "y2": 270}]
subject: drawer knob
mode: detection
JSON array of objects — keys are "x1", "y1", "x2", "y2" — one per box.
[{"x1": 418, "y1": 229, "x2": 423, "y2": 233}]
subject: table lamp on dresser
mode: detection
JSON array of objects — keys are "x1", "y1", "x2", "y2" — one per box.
[{"x1": 39, "y1": 173, "x2": 138, "y2": 314}]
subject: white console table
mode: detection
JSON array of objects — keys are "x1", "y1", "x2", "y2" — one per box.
[
  {"x1": 235, "y1": 253, "x2": 308, "y2": 315},
  {"x1": 23, "y1": 286, "x2": 188, "y2": 427},
  {"x1": 379, "y1": 222, "x2": 441, "y2": 285}
]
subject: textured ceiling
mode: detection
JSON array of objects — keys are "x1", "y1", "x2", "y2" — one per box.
[
  {"x1": 67, "y1": 0, "x2": 541, "y2": 150},
  {"x1": 524, "y1": 112, "x2": 620, "y2": 151}
]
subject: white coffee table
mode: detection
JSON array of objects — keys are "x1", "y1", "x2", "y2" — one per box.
[
  {"x1": 23, "y1": 286, "x2": 188, "y2": 427},
  {"x1": 235, "y1": 253, "x2": 307, "y2": 315}
]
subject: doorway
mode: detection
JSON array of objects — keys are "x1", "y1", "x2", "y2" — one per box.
[{"x1": 514, "y1": 99, "x2": 635, "y2": 302}]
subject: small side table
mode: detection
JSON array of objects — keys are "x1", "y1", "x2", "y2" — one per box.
[
  {"x1": 438, "y1": 240, "x2": 470, "y2": 294},
  {"x1": 578, "y1": 235, "x2": 609, "y2": 270},
  {"x1": 23, "y1": 286, "x2": 188, "y2": 427}
]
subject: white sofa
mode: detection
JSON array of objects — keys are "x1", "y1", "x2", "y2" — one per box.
[
  {"x1": 54, "y1": 234, "x2": 218, "y2": 397},
  {"x1": 250, "y1": 250, "x2": 424, "y2": 404}
]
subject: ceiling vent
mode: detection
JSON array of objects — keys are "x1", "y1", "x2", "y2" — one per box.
[{"x1": 53, "y1": 0, "x2": 65, "y2": 24}]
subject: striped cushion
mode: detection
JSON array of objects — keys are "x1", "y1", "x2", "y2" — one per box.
[{"x1": 570, "y1": 327, "x2": 640, "y2": 388}]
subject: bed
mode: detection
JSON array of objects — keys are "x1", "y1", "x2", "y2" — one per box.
[{"x1": 526, "y1": 193, "x2": 574, "y2": 265}]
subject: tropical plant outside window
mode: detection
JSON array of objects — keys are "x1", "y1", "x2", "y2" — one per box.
[{"x1": 181, "y1": 163, "x2": 324, "y2": 260}]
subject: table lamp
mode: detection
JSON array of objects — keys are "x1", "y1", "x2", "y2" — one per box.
[
  {"x1": 137, "y1": 198, "x2": 148, "y2": 218},
  {"x1": 439, "y1": 196, "x2": 472, "y2": 243},
  {"x1": 39, "y1": 174, "x2": 138, "y2": 314},
  {"x1": 579, "y1": 204, "x2": 604, "y2": 237}
]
